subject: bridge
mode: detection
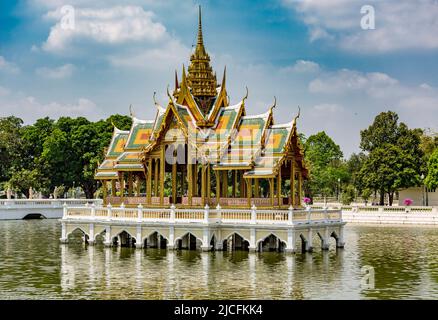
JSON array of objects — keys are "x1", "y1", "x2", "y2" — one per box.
[
  {"x1": 0, "y1": 199, "x2": 103, "y2": 220},
  {"x1": 60, "y1": 204, "x2": 345, "y2": 253}
]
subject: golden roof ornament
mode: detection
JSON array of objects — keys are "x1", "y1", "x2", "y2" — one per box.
[{"x1": 186, "y1": 5, "x2": 217, "y2": 114}]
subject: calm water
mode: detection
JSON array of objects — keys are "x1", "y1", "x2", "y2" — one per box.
[{"x1": 1, "y1": 219, "x2": 438, "y2": 299}]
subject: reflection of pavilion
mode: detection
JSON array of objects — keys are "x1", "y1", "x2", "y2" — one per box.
[
  {"x1": 95, "y1": 7, "x2": 306, "y2": 209},
  {"x1": 59, "y1": 244, "x2": 343, "y2": 299}
]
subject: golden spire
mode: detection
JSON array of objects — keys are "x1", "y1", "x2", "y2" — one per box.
[
  {"x1": 187, "y1": 5, "x2": 217, "y2": 115},
  {"x1": 197, "y1": 5, "x2": 203, "y2": 47}
]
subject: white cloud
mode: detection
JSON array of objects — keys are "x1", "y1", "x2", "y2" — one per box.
[
  {"x1": 308, "y1": 69, "x2": 398, "y2": 95},
  {"x1": 108, "y1": 38, "x2": 190, "y2": 70},
  {"x1": 0, "y1": 56, "x2": 20, "y2": 74},
  {"x1": 283, "y1": 0, "x2": 438, "y2": 53},
  {"x1": 312, "y1": 103, "x2": 343, "y2": 114},
  {"x1": 281, "y1": 60, "x2": 320, "y2": 73},
  {"x1": 35, "y1": 64, "x2": 76, "y2": 79},
  {"x1": 0, "y1": 88, "x2": 104, "y2": 123},
  {"x1": 42, "y1": 6, "x2": 167, "y2": 53}
]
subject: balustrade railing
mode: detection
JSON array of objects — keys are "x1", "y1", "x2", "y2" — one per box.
[
  {"x1": 1, "y1": 199, "x2": 101, "y2": 207},
  {"x1": 64, "y1": 204, "x2": 342, "y2": 225}
]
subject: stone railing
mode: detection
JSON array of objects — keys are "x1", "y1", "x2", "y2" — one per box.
[
  {"x1": 314, "y1": 204, "x2": 438, "y2": 214},
  {"x1": 64, "y1": 204, "x2": 342, "y2": 225},
  {"x1": 0, "y1": 199, "x2": 102, "y2": 208}
]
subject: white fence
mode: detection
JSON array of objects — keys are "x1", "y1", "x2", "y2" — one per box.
[
  {"x1": 65, "y1": 204, "x2": 342, "y2": 226},
  {"x1": 311, "y1": 205, "x2": 438, "y2": 225},
  {"x1": 0, "y1": 199, "x2": 103, "y2": 220}
]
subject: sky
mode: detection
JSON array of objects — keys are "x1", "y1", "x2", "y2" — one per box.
[{"x1": 1, "y1": 0, "x2": 438, "y2": 156}]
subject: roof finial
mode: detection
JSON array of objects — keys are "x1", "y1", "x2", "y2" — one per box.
[
  {"x1": 197, "y1": 5, "x2": 203, "y2": 46},
  {"x1": 153, "y1": 91, "x2": 159, "y2": 107},
  {"x1": 175, "y1": 70, "x2": 179, "y2": 90},
  {"x1": 242, "y1": 86, "x2": 249, "y2": 103},
  {"x1": 129, "y1": 104, "x2": 135, "y2": 117},
  {"x1": 294, "y1": 106, "x2": 301, "y2": 123},
  {"x1": 167, "y1": 84, "x2": 174, "y2": 103},
  {"x1": 270, "y1": 96, "x2": 277, "y2": 111},
  {"x1": 221, "y1": 66, "x2": 226, "y2": 89}
]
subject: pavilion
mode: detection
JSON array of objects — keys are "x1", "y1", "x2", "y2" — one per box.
[{"x1": 95, "y1": 7, "x2": 308, "y2": 209}]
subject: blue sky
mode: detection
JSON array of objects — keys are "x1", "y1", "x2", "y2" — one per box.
[{"x1": 1, "y1": 0, "x2": 438, "y2": 156}]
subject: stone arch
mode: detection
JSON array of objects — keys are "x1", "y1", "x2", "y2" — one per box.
[
  {"x1": 256, "y1": 233, "x2": 287, "y2": 252},
  {"x1": 66, "y1": 226, "x2": 89, "y2": 239},
  {"x1": 66, "y1": 226, "x2": 90, "y2": 244},
  {"x1": 111, "y1": 229, "x2": 137, "y2": 247},
  {"x1": 143, "y1": 231, "x2": 168, "y2": 249},
  {"x1": 220, "y1": 230, "x2": 250, "y2": 244},
  {"x1": 175, "y1": 232, "x2": 203, "y2": 250},
  {"x1": 297, "y1": 233, "x2": 308, "y2": 253},
  {"x1": 222, "y1": 232, "x2": 250, "y2": 251},
  {"x1": 330, "y1": 230, "x2": 340, "y2": 247},
  {"x1": 93, "y1": 225, "x2": 107, "y2": 243},
  {"x1": 22, "y1": 213, "x2": 46, "y2": 219}
]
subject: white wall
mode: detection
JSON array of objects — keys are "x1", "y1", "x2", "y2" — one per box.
[{"x1": 398, "y1": 187, "x2": 438, "y2": 206}]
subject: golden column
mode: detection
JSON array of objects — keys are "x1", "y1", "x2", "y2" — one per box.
[
  {"x1": 277, "y1": 167, "x2": 282, "y2": 207},
  {"x1": 232, "y1": 171, "x2": 236, "y2": 197},
  {"x1": 201, "y1": 165, "x2": 206, "y2": 206},
  {"x1": 222, "y1": 170, "x2": 228, "y2": 198},
  {"x1": 128, "y1": 172, "x2": 133, "y2": 196},
  {"x1": 297, "y1": 169, "x2": 302, "y2": 207},
  {"x1": 240, "y1": 171, "x2": 245, "y2": 197},
  {"x1": 290, "y1": 159, "x2": 295, "y2": 207},
  {"x1": 160, "y1": 146, "x2": 165, "y2": 206},
  {"x1": 188, "y1": 162, "x2": 193, "y2": 206},
  {"x1": 102, "y1": 181, "x2": 108, "y2": 205},
  {"x1": 207, "y1": 164, "x2": 211, "y2": 203},
  {"x1": 135, "y1": 175, "x2": 141, "y2": 196},
  {"x1": 119, "y1": 173, "x2": 125, "y2": 199},
  {"x1": 172, "y1": 162, "x2": 177, "y2": 204},
  {"x1": 154, "y1": 158, "x2": 159, "y2": 196},
  {"x1": 147, "y1": 158, "x2": 152, "y2": 204},
  {"x1": 111, "y1": 180, "x2": 116, "y2": 197},
  {"x1": 215, "y1": 170, "x2": 221, "y2": 204},
  {"x1": 269, "y1": 178, "x2": 274, "y2": 207},
  {"x1": 246, "y1": 179, "x2": 252, "y2": 207},
  {"x1": 193, "y1": 165, "x2": 198, "y2": 197},
  {"x1": 254, "y1": 179, "x2": 259, "y2": 198}
]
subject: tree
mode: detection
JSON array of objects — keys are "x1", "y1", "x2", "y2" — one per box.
[
  {"x1": 304, "y1": 131, "x2": 348, "y2": 199},
  {"x1": 39, "y1": 115, "x2": 132, "y2": 198},
  {"x1": 359, "y1": 111, "x2": 423, "y2": 205},
  {"x1": 0, "y1": 116, "x2": 24, "y2": 182},
  {"x1": 425, "y1": 148, "x2": 438, "y2": 190},
  {"x1": 8, "y1": 169, "x2": 44, "y2": 198}
]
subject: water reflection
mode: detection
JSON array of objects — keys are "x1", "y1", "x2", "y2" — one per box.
[{"x1": 1, "y1": 220, "x2": 438, "y2": 299}]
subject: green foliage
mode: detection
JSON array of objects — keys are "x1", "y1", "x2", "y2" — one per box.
[
  {"x1": 0, "y1": 116, "x2": 24, "y2": 181},
  {"x1": 0, "y1": 115, "x2": 131, "y2": 198},
  {"x1": 359, "y1": 111, "x2": 423, "y2": 205},
  {"x1": 341, "y1": 185, "x2": 356, "y2": 205},
  {"x1": 425, "y1": 148, "x2": 438, "y2": 190},
  {"x1": 8, "y1": 169, "x2": 44, "y2": 198},
  {"x1": 361, "y1": 188, "x2": 373, "y2": 202},
  {"x1": 304, "y1": 131, "x2": 347, "y2": 198}
]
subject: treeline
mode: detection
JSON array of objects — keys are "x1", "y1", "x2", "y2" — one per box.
[
  {"x1": 0, "y1": 115, "x2": 132, "y2": 198},
  {"x1": 303, "y1": 111, "x2": 438, "y2": 205}
]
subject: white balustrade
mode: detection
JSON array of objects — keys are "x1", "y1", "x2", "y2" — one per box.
[{"x1": 63, "y1": 204, "x2": 343, "y2": 226}]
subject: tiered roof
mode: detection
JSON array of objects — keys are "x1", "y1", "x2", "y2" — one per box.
[{"x1": 95, "y1": 6, "x2": 307, "y2": 180}]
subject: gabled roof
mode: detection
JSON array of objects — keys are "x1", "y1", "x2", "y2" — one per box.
[
  {"x1": 124, "y1": 117, "x2": 154, "y2": 150},
  {"x1": 215, "y1": 108, "x2": 272, "y2": 169},
  {"x1": 105, "y1": 127, "x2": 129, "y2": 159}
]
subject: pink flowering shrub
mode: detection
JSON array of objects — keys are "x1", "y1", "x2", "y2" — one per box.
[{"x1": 403, "y1": 198, "x2": 413, "y2": 206}]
